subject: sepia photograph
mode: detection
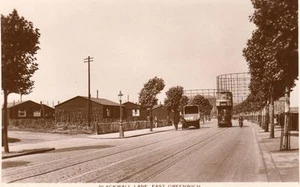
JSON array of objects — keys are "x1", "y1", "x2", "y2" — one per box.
[{"x1": 1, "y1": 0, "x2": 299, "y2": 186}]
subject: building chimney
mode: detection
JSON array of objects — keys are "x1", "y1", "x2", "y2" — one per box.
[{"x1": 97, "y1": 90, "x2": 99, "y2": 99}]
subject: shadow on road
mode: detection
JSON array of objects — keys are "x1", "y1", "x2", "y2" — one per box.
[
  {"x1": 228, "y1": 125, "x2": 250, "y2": 128},
  {"x1": 2, "y1": 137, "x2": 21, "y2": 147},
  {"x1": 8, "y1": 137, "x2": 22, "y2": 143},
  {"x1": 182, "y1": 126, "x2": 210, "y2": 130},
  {"x1": 2, "y1": 161, "x2": 31, "y2": 169},
  {"x1": 51, "y1": 145, "x2": 115, "y2": 153},
  {"x1": 271, "y1": 148, "x2": 299, "y2": 153}
]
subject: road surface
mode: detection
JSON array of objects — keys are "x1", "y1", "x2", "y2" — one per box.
[{"x1": 2, "y1": 119, "x2": 267, "y2": 183}]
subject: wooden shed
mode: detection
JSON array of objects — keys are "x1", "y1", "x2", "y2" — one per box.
[
  {"x1": 7, "y1": 100, "x2": 54, "y2": 119},
  {"x1": 55, "y1": 96, "x2": 123, "y2": 124},
  {"x1": 123, "y1": 101, "x2": 147, "y2": 121},
  {"x1": 152, "y1": 105, "x2": 174, "y2": 121}
]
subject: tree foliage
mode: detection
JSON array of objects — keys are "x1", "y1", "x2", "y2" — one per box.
[
  {"x1": 164, "y1": 86, "x2": 184, "y2": 112},
  {"x1": 138, "y1": 76, "x2": 165, "y2": 131},
  {"x1": 164, "y1": 86, "x2": 185, "y2": 127},
  {"x1": 179, "y1": 95, "x2": 189, "y2": 113},
  {"x1": 233, "y1": 93, "x2": 266, "y2": 114},
  {"x1": 190, "y1": 94, "x2": 212, "y2": 115},
  {"x1": 2, "y1": 9, "x2": 41, "y2": 95},
  {"x1": 138, "y1": 76, "x2": 165, "y2": 109},
  {"x1": 202, "y1": 99, "x2": 213, "y2": 115},
  {"x1": 244, "y1": 0, "x2": 298, "y2": 102}
]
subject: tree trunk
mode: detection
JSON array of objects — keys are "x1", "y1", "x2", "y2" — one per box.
[
  {"x1": 264, "y1": 103, "x2": 269, "y2": 132},
  {"x1": 173, "y1": 110, "x2": 179, "y2": 130},
  {"x1": 269, "y1": 95, "x2": 275, "y2": 138},
  {"x1": 260, "y1": 110, "x2": 263, "y2": 127},
  {"x1": 262, "y1": 109, "x2": 265, "y2": 128},
  {"x1": 149, "y1": 109, "x2": 153, "y2": 131},
  {"x1": 2, "y1": 91, "x2": 9, "y2": 153},
  {"x1": 282, "y1": 86, "x2": 290, "y2": 150}
]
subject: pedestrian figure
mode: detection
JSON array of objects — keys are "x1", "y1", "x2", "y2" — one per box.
[
  {"x1": 167, "y1": 116, "x2": 172, "y2": 126},
  {"x1": 238, "y1": 115, "x2": 243, "y2": 127},
  {"x1": 180, "y1": 115, "x2": 187, "y2": 130},
  {"x1": 154, "y1": 116, "x2": 158, "y2": 128}
]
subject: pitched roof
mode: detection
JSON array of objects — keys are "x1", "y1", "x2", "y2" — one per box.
[
  {"x1": 82, "y1": 96, "x2": 120, "y2": 106},
  {"x1": 123, "y1": 101, "x2": 141, "y2": 106},
  {"x1": 56, "y1": 96, "x2": 120, "y2": 107},
  {"x1": 123, "y1": 101, "x2": 138, "y2": 105},
  {"x1": 6, "y1": 100, "x2": 54, "y2": 109},
  {"x1": 152, "y1": 104, "x2": 164, "y2": 110},
  {"x1": 7, "y1": 101, "x2": 26, "y2": 108}
]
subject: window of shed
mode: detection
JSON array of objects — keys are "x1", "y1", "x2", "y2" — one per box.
[
  {"x1": 132, "y1": 109, "x2": 140, "y2": 117},
  {"x1": 18, "y1": 110, "x2": 26, "y2": 117},
  {"x1": 106, "y1": 108, "x2": 111, "y2": 117},
  {"x1": 33, "y1": 110, "x2": 41, "y2": 117}
]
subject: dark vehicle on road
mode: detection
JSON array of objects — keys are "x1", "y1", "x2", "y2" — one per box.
[
  {"x1": 183, "y1": 105, "x2": 200, "y2": 129},
  {"x1": 216, "y1": 91, "x2": 233, "y2": 127}
]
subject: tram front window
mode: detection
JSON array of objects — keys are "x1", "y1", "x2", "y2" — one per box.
[{"x1": 184, "y1": 106, "x2": 199, "y2": 114}]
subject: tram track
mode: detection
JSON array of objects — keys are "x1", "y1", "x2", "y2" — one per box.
[
  {"x1": 62, "y1": 127, "x2": 230, "y2": 183},
  {"x1": 118, "y1": 127, "x2": 231, "y2": 182},
  {"x1": 4, "y1": 128, "x2": 205, "y2": 183},
  {"x1": 3, "y1": 122, "x2": 268, "y2": 183},
  {"x1": 3, "y1": 132, "x2": 180, "y2": 174}
]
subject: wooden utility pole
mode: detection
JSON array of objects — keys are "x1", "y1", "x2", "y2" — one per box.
[{"x1": 84, "y1": 56, "x2": 93, "y2": 127}]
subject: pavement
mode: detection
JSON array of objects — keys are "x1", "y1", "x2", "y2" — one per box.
[
  {"x1": 2, "y1": 120, "x2": 299, "y2": 182},
  {"x1": 250, "y1": 121, "x2": 299, "y2": 182}
]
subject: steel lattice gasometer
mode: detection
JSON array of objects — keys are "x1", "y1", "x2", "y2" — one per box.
[{"x1": 216, "y1": 72, "x2": 250, "y2": 105}]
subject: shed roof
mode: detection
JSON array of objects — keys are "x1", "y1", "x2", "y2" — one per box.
[
  {"x1": 152, "y1": 104, "x2": 164, "y2": 110},
  {"x1": 123, "y1": 101, "x2": 141, "y2": 107},
  {"x1": 83, "y1": 96, "x2": 120, "y2": 106},
  {"x1": 7, "y1": 101, "x2": 26, "y2": 108},
  {"x1": 277, "y1": 107, "x2": 299, "y2": 114},
  {"x1": 6, "y1": 100, "x2": 54, "y2": 109},
  {"x1": 56, "y1": 96, "x2": 120, "y2": 107}
]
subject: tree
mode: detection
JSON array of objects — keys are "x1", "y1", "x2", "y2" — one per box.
[
  {"x1": 1, "y1": 9, "x2": 41, "y2": 153},
  {"x1": 233, "y1": 92, "x2": 268, "y2": 129},
  {"x1": 164, "y1": 86, "x2": 184, "y2": 130},
  {"x1": 244, "y1": 28, "x2": 284, "y2": 135},
  {"x1": 243, "y1": 0, "x2": 298, "y2": 140},
  {"x1": 138, "y1": 77, "x2": 165, "y2": 131},
  {"x1": 203, "y1": 99, "x2": 213, "y2": 121},
  {"x1": 179, "y1": 95, "x2": 189, "y2": 113},
  {"x1": 190, "y1": 95, "x2": 212, "y2": 123}
]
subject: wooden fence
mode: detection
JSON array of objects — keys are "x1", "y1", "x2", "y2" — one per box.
[
  {"x1": 96, "y1": 120, "x2": 171, "y2": 134},
  {"x1": 8, "y1": 119, "x2": 172, "y2": 134}
]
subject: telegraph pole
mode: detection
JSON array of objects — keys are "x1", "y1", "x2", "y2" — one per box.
[{"x1": 84, "y1": 56, "x2": 93, "y2": 127}]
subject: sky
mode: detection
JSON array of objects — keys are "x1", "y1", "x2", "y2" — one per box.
[{"x1": 1, "y1": 0, "x2": 298, "y2": 107}]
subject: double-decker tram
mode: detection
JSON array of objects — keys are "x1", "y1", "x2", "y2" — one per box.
[{"x1": 216, "y1": 91, "x2": 233, "y2": 127}]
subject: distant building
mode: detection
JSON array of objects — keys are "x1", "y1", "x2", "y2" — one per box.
[
  {"x1": 277, "y1": 107, "x2": 299, "y2": 131},
  {"x1": 55, "y1": 96, "x2": 123, "y2": 124},
  {"x1": 151, "y1": 104, "x2": 174, "y2": 121},
  {"x1": 123, "y1": 101, "x2": 147, "y2": 121},
  {"x1": 7, "y1": 100, "x2": 54, "y2": 119}
]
